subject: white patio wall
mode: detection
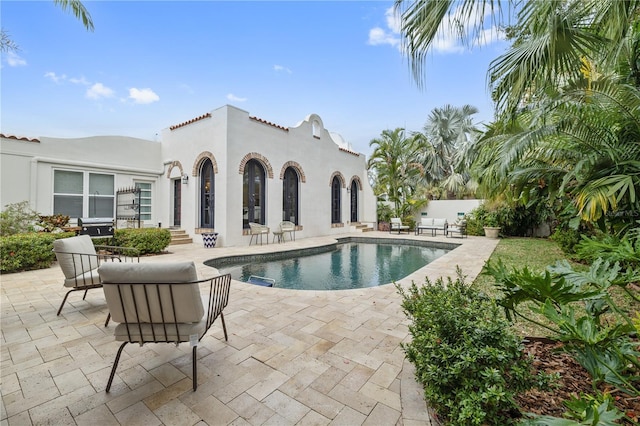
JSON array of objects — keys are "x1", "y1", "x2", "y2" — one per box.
[{"x1": 417, "y1": 199, "x2": 483, "y2": 223}]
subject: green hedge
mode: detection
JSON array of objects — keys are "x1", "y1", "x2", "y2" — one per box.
[
  {"x1": 112, "y1": 228, "x2": 171, "y2": 255},
  {"x1": 0, "y1": 232, "x2": 75, "y2": 273},
  {"x1": 0, "y1": 228, "x2": 171, "y2": 273}
]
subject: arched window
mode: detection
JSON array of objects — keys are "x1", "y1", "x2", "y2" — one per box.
[
  {"x1": 243, "y1": 159, "x2": 266, "y2": 228},
  {"x1": 200, "y1": 159, "x2": 214, "y2": 228},
  {"x1": 350, "y1": 180, "x2": 358, "y2": 222},
  {"x1": 331, "y1": 176, "x2": 341, "y2": 224},
  {"x1": 282, "y1": 167, "x2": 299, "y2": 224}
]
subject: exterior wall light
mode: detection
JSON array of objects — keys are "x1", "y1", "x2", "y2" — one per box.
[{"x1": 182, "y1": 173, "x2": 189, "y2": 184}]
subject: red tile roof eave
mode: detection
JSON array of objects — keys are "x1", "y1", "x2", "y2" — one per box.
[
  {"x1": 249, "y1": 116, "x2": 289, "y2": 132},
  {"x1": 339, "y1": 147, "x2": 360, "y2": 157},
  {"x1": 169, "y1": 113, "x2": 212, "y2": 131},
  {"x1": 0, "y1": 133, "x2": 40, "y2": 143}
]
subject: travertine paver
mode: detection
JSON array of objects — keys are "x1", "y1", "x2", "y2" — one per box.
[{"x1": 0, "y1": 231, "x2": 498, "y2": 425}]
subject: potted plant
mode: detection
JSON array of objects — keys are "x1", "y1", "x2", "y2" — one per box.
[{"x1": 483, "y1": 211, "x2": 501, "y2": 239}]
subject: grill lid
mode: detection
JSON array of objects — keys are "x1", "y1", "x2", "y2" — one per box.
[{"x1": 78, "y1": 217, "x2": 114, "y2": 225}]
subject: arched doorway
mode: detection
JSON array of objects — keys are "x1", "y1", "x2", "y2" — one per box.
[
  {"x1": 200, "y1": 159, "x2": 214, "y2": 228},
  {"x1": 243, "y1": 159, "x2": 266, "y2": 228},
  {"x1": 331, "y1": 176, "x2": 341, "y2": 224},
  {"x1": 350, "y1": 180, "x2": 358, "y2": 222},
  {"x1": 282, "y1": 167, "x2": 299, "y2": 224}
]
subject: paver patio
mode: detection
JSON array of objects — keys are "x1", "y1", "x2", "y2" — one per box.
[{"x1": 1, "y1": 231, "x2": 499, "y2": 425}]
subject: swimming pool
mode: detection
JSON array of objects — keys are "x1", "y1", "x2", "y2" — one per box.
[{"x1": 208, "y1": 238, "x2": 453, "y2": 290}]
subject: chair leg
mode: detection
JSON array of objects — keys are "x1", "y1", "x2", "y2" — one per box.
[
  {"x1": 82, "y1": 289, "x2": 89, "y2": 300},
  {"x1": 57, "y1": 289, "x2": 74, "y2": 316},
  {"x1": 220, "y1": 312, "x2": 228, "y2": 341},
  {"x1": 192, "y1": 346, "x2": 198, "y2": 391},
  {"x1": 104, "y1": 312, "x2": 111, "y2": 327},
  {"x1": 106, "y1": 342, "x2": 128, "y2": 392}
]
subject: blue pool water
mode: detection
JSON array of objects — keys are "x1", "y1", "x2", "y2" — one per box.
[{"x1": 214, "y1": 241, "x2": 450, "y2": 290}]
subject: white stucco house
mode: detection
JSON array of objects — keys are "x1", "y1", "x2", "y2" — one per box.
[{"x1": 0, "y1": 105, "x2": 377, "y2": 247}]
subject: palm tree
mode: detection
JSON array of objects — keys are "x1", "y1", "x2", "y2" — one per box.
[
  {"x1": 395, "y1": 0, "x2": 640, "y2": 118},
  {"x1": 2, "y1": 0, "x2": 93, "y2": 52},
  {"x1": 414, "y1": 104, "x2": 480, "y2": 198},
  {"x1": 367, "y1": 128, "x2": 424, "y2": 218},
  {"x1": 473, "y1": 78, "x2": 640, "y2": 233}
]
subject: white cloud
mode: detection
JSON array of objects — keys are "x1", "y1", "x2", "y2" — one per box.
[
  {"x1": 69, "y1": 76, "x2": 90, "y2": 85},
  {"x1": 368, "y1": 27, "x2": 400, "y2": 48},
  {"x1": 369, "y1": 4, "x2": 503, "y2": 55},
  {"x1": 86, "y1": 83, "x2": 115, "y2": 100},
  {"x1": 45, "y1": 71, "x2": 66, "y2": 83},
  {"x1": 368, "y1": 7, "x2": 401, "y2": 49},
  {"x1": 273, "y1": 64, "x2": 292, "y2": 74},
  {"x1": 384, "y1": 6, "x2": 402, "y2": 33},
  {"x1": 227, "y1": 93, "x2": 247, "y2": 102},
  {"x1": 128, "y1": 87, "x2": 159, "y2": 104},
  {"x1": 6, "y1": 51, "x2": 26, "y2": 67}
]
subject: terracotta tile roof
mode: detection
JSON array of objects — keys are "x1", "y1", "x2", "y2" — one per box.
[
  {"x1": 169, "y1": 113, "x2": 212, "y2": 131},
  {"x1": 0, "y1": 133, "x2": 40, "y2": 142},
  {"x1": 339, "y1": 146, "x2": 360, "y2": 157},
  {"x1": 249, "y1": 116, "x2": 289, "y2": 132}
]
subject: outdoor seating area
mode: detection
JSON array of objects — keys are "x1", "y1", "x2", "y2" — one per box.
[
  {"x1": 1, "y1": 231, "x2": 498, "y2": 425},
  {"x1": 415, "y1": 217, "x2": 448, "y2": 236}
]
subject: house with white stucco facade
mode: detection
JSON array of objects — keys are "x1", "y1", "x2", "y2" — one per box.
[{"x1": 0, "y1": 105, "x2": 377, "y2": 247}]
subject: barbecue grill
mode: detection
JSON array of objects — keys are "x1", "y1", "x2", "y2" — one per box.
[{"x1": 78, "y1": 217, "x2": 114, "y2": 237}]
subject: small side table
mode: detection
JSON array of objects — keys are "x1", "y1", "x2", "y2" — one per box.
[{"x1": 272, "y1": 230, "x2": 284, "y2": 243}]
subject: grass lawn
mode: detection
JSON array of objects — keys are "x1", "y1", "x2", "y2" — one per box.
[
  {"x1": 474, "y1": 236, "x2": 639, "y2": 337},
  {"x1": 473, "y1": 237, "x2": 581, "y2": 337}
]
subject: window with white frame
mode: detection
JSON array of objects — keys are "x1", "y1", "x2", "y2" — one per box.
[
  {"x1": 135, "y1": 182, "x2": 152, "y2": 221},
  {"x1": 53, "y1": 170, "x2": 115, "y2": 218}
]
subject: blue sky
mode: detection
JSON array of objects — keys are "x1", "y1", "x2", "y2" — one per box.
[{"x1": 1, "y1": 1, "x2": 509, "y2": 157}]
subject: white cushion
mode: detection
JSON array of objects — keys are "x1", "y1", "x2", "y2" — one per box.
[
  {"x1": 420, "y1": 218, "x2": 434, "y2": 226},
  {"x1": 64, "y1": 269, "x2": 101, "y2": 288},
  {"x1": 53, "y1": 235, "x2": 98, "y2": 278},
  {"x1": 433, "y1": 219, "x2": 447, "y2": 227},
  {"x1": 98, "y1": 262, "x2": 204, "y2": 324}
]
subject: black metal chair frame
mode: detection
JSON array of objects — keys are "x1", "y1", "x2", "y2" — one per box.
[
  {"x1": 105, "y1": 273, "x2": 231, "y2": 392},
  {"x1": 54, "y1": 244, "x2": 139, "y2": 326}
]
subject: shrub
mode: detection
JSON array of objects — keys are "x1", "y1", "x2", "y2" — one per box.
[
  {"x1": 574, "y1": 234, "x2": 640, "y2": 270},
  {"x1": 397, "y1": 270, "x2": 552, "y2": 425},
  {"x1": 550, "y1": 227, "x2": 582, "y2": 254},
  {"x1": 0, "y1": 201, "x2": 40, "y2": 236},
  {"x1": 0, "y1": 232, "x2": 74, "y2": 273},
  {"x1": 112, "y1": 228, "x2": 171, "y2": 255},
  {"x1": 38, "y1": 214, "x2": 70, "y2": 232}
]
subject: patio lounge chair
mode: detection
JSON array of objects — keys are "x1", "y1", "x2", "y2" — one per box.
[
  {"x1": 52, "y1": 234, "x2": 139, "y2": 319},
  {"x1": 248, "y1": 222, "x2": 269, "y2": 245},
  {"x1": 98, "y1": 261, "x2": 231, "y2": 392},
  {"x1": 390, "y1": 217, "x2": 410, "y2": 234}
]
